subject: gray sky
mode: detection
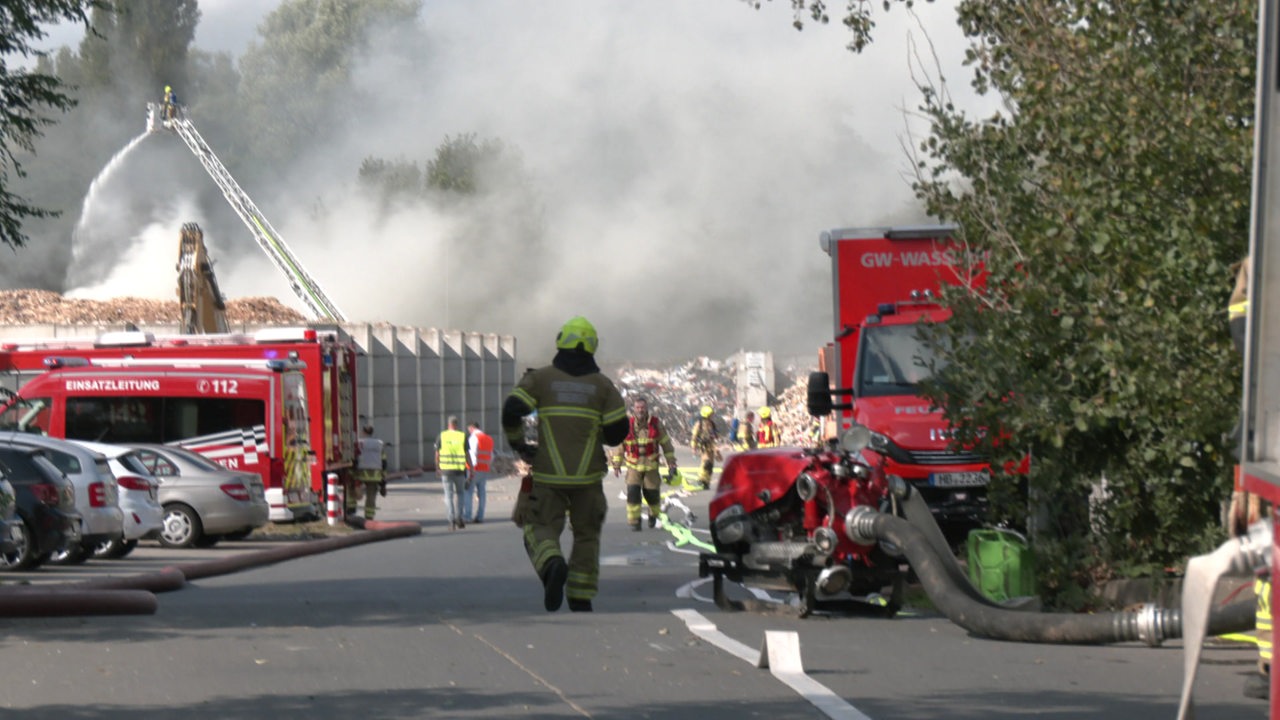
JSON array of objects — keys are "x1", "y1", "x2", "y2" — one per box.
[{"x1": 56, "y1": 0, "x2": 994, "y2": 365}]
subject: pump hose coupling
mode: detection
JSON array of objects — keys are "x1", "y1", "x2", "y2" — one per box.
[{"x1": 843, "y1": 505, "x2": 881, "y2": 545}]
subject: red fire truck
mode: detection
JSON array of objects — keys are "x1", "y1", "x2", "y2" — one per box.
[
  {"x1": 0, "y1": 356, "x2": 316, "y2": 522},
  {"x1": 819, "y1": 224, "x2": 990, "y2": 540},
  {"x1": 0, "y1": 328, "x2": 358, "y2": 521}
]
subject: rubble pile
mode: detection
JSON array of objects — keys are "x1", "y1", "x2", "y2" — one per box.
[
  {"x1": 0, "y1": 289, "x2": 307, "y2": 325},
  {"x1": 610, "y1": 357, "x2": 817, "y2": 450},
  {"x1": 613, "y1": 357, "x2": 736, "y2": 447},
  {"x1": 772, "y1": 376, "x2": 822, "y2": 447}
]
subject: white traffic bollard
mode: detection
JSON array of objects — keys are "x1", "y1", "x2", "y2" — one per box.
[{"x1": 326, "y1": 473, "x2": 342, "y2": 526}]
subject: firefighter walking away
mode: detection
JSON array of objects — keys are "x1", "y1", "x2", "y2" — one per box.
[{"x1": 502, "y1": 316, "x2": 628, "y2": 612}]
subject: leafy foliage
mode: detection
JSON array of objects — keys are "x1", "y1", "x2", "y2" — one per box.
[
  {"x1": 0, "y1": 0, "x2": 100, "y2": 250},
  {"x1": 911, "y1": 0, "x2": 1255, "y2": 606},
  {"x1": 237, "y1": 0, "x2": 421, "y2": 175},
  {"x1": 742, "y1": 0, "x2": 923, "y2": 52}
]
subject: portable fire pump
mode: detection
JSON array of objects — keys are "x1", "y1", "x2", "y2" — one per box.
[{"x1": 700, "y1": 371, "x2": 920, "y2": 618}]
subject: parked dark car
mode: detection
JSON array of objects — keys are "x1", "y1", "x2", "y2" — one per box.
[{"x1": 0, "y1": 446, "x2": 82, "y2": 571}]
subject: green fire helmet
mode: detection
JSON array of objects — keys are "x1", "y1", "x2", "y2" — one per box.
[{"x1": 556, "y1": 316, "x2": 599, "y2": 354}]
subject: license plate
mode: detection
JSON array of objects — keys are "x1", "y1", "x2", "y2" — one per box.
[{"x1": 929, "y1": 471, "x2": 989, "y2": 488}]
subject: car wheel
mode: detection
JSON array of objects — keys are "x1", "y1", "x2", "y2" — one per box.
[
  {"x1": 49, "y1": 540, "x2": 90, "y2": 565},
  {"x1": 159, "y1": 504, "x2": 203, "y2": 548},
  {"x1": 0, "y1": 518, "x2": 44, "y2": 571},
  {"x1": 222, "y1": 529, "x2": 253, "y2": 541},
  {"x1": 93, "y1": 538, "x2": 138, "y2": 559},
  {"x1": 194, "y1": 534, "x2": 222, "y2": 548}
]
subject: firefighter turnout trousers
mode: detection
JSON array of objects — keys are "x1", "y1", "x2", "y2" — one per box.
[
  {"x1": 523, "y1": 481, "x2": 608, "y2": 603},
  {"x1": 1259, "y1": 576, "x2": 1273, "y2": 674},
  {"x1": 624, "y1": 468, "x2": 663, "y2": 528}
]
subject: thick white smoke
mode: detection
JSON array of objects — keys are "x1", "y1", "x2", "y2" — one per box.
[{"x1": 68, "y1": 0, "x2": 990, "y2": 364}]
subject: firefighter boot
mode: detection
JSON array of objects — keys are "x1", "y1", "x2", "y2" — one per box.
[
  {"x1": 541, "y1": 556, "x2": 568, "y2": 612},
  {"x1": 626, "y1": 502, "x2": 642, "y2": 531},
  {"x1": 568, "y1": 598, "x2": 593, "y2": 612}
]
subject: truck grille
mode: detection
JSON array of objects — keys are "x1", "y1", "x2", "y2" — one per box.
[{"x1": 906, "y1": 449, "x2": 985, "y2": 465}]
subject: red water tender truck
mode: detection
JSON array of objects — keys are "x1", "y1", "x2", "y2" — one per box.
[
  {"x1": 0, "y1": 328, "x2": 358, "y2": 521},
  {"x1": 819, "y1": 224, "x2": 990, "y2": 541}
]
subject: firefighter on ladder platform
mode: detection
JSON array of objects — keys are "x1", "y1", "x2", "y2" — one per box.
[{"x1": 162, "y1": 85, "x2": 179, "y2": 120}]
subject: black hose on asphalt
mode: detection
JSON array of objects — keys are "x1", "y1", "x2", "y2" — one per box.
[{"x1": 861, "y1": 510, "x2": 1255, "y2": 645}]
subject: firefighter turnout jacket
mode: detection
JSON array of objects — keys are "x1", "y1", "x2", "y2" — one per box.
[
  {"x1": 612, "y1": 414, "x2": 678, "y2": 472},
  {"x1": 505, "y1": 366, "x2": 627, "y2": 485}
]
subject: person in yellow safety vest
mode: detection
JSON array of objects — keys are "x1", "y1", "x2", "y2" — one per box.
[
  {"x1": 347, "y1": 423, "x2": 387, "y2": 522},
  {"x1": 463, "y1": 422, "x2": 494, "y2": 524},
  {"x1": 690, "y1": 405, "x2": 720, "y2": 490},
  {"x1": 612, "y1": 395, "x2": 681, "y2": 529},
  {"x1": 735, "y1": 410, "x2": 757, "y2": 451},
  {"x1": 435, "y1": 415, "x2": 471, "y2": 530},
  {"x1": 757, "y1": 406, "x2": 779, "y2": 448},
  {"x1": 502, "y1": 316, "x2": 628, "y2": 613}
]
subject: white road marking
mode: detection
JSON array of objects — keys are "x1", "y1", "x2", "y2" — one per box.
[{"x1": 671, "y1": 608, "x2": 875, "y2": 720}]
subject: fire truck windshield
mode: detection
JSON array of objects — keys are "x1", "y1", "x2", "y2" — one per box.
[
  {"x1": 856, "y1": 323, "x2": 949, "y2": 398},
  {"x1": 0, "y1": 395, "x2": 50, "y2": 434}
]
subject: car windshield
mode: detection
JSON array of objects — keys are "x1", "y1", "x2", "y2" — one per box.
[{"x1": 0, "y1": 396, "x2": 50, "y2": 434}]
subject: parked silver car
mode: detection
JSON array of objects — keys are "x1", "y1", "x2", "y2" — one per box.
[
  {"x1": 65, "y1": 440, "x2": 164, "y2": 559},
  {"x1": 126, "y1": 443, "x2": 270, "y2": 548},
  {"x1": 0, "y1": 432, "x2": 123, "y2": 563}
]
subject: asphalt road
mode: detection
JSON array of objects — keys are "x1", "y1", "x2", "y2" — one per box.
[{"x1": 0, "y1": 469, "x2": 1267, "y2": 719}]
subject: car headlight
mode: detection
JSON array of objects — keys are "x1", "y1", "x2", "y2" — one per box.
[
  {"x1": 713, "y1": 504, "x2": 748, "y2": 544},
  {"x1": 867, "y1": 430, "x2": 913, "y2": 464}
]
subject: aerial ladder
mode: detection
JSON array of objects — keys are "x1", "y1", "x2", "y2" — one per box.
[
  {"x1": 176, "y1": 222, "x2": 230, "y2": 334},
  {"x1": 145, "y1": 100, "x2": 346, "y2": 322}
]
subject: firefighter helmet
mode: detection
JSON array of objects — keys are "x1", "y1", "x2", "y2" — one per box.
[
  {"x1": 556, "y1": 316, "x2": 599, "y2": 354},
  {"x1": 759, "y1": 406, "x2": 772, "y2": 419},
  {"x1": 700, "y1": 405, "x2": 713, "y2": 417},
  {"x1": 165, "y1": 85, "x2": 171, "y2": 93}
]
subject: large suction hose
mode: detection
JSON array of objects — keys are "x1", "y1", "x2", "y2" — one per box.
[
  {"x1": 1175, "y1": 519, "x2": 1271, "y2": 720},
  {"x1": 846, "y1": 506, "x2": 1256, "y2": 645}
]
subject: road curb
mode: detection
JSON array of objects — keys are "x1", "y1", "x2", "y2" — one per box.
[{"x1": 0, "y1": 522, "x2": 422, "y2": 617}]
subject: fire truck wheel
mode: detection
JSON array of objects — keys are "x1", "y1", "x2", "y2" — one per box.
[
  {"x1": 92, "y1": 538, "x2": 138, "y2": 559},
  {"x1": 159, "y1": 504, "x2": 204, "y2": 549},
  {"x1": 0, "y1": 517, "x2": 46, "y2": 571}
]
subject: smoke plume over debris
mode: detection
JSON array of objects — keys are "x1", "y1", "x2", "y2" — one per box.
[{"x1": 35, "y1": 1, "x2": 985, "y2": 366}]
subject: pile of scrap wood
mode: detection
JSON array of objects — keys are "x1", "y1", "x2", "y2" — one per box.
[{"x1": 0, "y1": 289, "x2": 307, "y2": 326}]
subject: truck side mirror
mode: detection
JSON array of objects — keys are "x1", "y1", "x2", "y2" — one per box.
[{"x1": 807, "y1": 372, "x2": 833, "y2": 417}]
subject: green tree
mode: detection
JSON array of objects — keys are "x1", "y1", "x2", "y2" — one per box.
[
  {"x1": 0, "y1": 0, "x2": 100, "y2": 251},
  {"x1": 237, "y1": 0, "x2": 421, "y2": 176},
  {"x1": 426, "y1": 133, "x2": 515, "y2": 196},
  {"x1": 911, "y1": 0, "x2": 1255, "y2": 607},
  {"x1": 357, "y1": 157, "x2": 422, "y2": 211}
]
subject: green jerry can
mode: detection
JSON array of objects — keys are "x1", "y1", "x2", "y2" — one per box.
[{"x1": 966, "y1": 528, "x2": 1036, "y2": 602}]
